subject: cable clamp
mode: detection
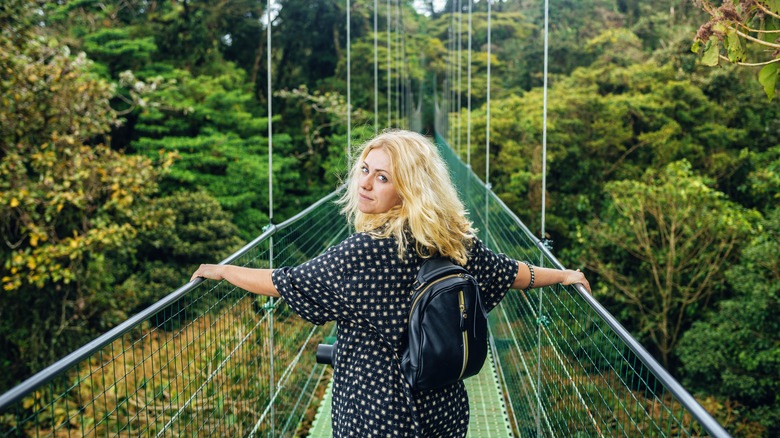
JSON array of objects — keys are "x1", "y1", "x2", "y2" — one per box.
[{"x1": 536, "y1": 315, "x2": 550, "y2": 326}]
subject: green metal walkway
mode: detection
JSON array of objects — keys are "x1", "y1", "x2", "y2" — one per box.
[{"x1": 307, "y1": 356, "x2": 513, "y2": 437}]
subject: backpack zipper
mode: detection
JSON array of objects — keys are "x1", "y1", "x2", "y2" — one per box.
[
  {"x1": 408, "y1": 273, "x2": 470, "y2": 381},
  {"x1": 408, "y1": 273, "x2": 462, "y2": 314},
  {"x1": 458, "y1": 289, "x2": 468, "y2": 379}
]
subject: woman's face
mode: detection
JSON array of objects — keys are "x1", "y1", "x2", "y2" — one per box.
[{"x1": 357, "y1": 147, "x2": 402, "y2": 214}]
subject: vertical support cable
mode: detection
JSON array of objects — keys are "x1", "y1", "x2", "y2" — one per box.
[
  {"x1": 265, "y1": 2, "x2": 274, "y2": 436},
  {"x1": 467, "y1": 0, "x2": 472, "y2": 167},
  {"x1": 387, "y1": 0, "x2": 391, "y2": 129},
  {"x1": 395, "y1": 0, "x2": 400, "y2": 127},
  {"x1": 485, "y1": 0, "x2": 491, "y2": 247},
  {"x1": 266, "y1": 1, "x2": 273, "y2": 228},
  {"x1": 347, "y1": 0, "x2": 351, "y2": 158},
  {"x1": 450, "y1": 1, "x2": 455, "y2": 143},
  {"x1": 447, "y1": 24, "x2": 452, "y2": 143},
  {"x1": 457, "y1": 0, "x2": 462, "y2": 156},
  {"x1": 374, "y1": 0, "x2": 378, "y2": 134},
  {"x1": 400, "y1": 12, "x2": 406, "y2": 129},
  {"x1": 537, "y1": 2, "x2": 551, "y2": 437},
  {"x1": 541, "y1": 0, "x2": 549, "y2": 244},
  {"x1": 404, "y1": 26, "x2": 410, "y2": 129},
  {"x1": 408, "y1": 50, "x2": 412, "y2": 129}
]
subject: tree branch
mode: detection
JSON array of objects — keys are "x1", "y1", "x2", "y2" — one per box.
[
  {"x1": 755, "y1": 1, "x2": 780, "y2": 20},
  {"x1": 731, "y1": 25, "x2": 780, "y2": 49},
  {"x1": 718, "y1": 54, "x2": 780, "y2": 67}
]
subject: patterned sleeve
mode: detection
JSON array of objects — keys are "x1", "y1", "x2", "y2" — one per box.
[
  {"x1": 271, "y1": 235, "x2": 357, "y2": 325},
  {"x1": 464, "y1": 238, "x2": 519, "y2": 313}
]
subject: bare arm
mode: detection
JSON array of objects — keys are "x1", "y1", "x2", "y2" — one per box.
[
  {"x1": 511, "y1": 262, "x2": 591, "y2": 293},
  {"x1": 190, "y1": 264, "x2": 281, "y2": 298}
]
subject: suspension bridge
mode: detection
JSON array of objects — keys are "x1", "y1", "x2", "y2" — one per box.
[{"x1": 0, "y1": 1, "x2": 732, "y2": 437}]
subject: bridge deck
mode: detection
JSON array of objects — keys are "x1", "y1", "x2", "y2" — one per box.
[{"x1": 307, "y1": 356, "x2": 513, "y2": 437}]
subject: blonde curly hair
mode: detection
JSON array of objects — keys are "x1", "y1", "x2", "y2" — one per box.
[{"x1": 339, "y1": 130, "x2": 476, "y2": 265}]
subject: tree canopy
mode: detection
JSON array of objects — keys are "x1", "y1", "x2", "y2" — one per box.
[{"x1": 1, "y1": 1, "x2": 778, "y2": 434}]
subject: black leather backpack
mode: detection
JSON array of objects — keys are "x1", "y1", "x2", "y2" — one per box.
[{"x1": 400, "y1": 257, "x2": 488, "y2": 391}]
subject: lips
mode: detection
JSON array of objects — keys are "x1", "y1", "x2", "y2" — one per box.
[{"x1": 359, "y1": 193, "x2": 372, "y2": 201}]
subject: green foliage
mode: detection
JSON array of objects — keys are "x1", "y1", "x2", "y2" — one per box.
[
  {"x1": 127, "y1": 64, "x2": 310, "y2": 239},
  {"x1": 0, "y1": 28, "x2": 159, "y2": 293},
  {"x1": 743, "y1": 145, "x2": 780, "y2": 212},
  {"x1": 678, "y1": 208, "x2": 780, "y2": 436},
  {"x1": 465, "y1": 36, "x2": 761, "y2": 247},
  {"x1": 0, "y1": 10, "x2": 170, "y2": 390},
  {"x1": 579, "y1": 161, "x2": 759, "y2": 368},
  {"x1": 691, "y1": 0, "x2": 780, "y2": 100},
  {"x1": 759, "y1": 62, "x2": 779, "y2": 101},
  {"x1": 131, "y1": 65, "x2": 265, "y2": 138},
  {"x1": 107, "y1": 191, "x2": 244, "y2": 316},
  {"x1": 1, "y1": 1, "x2": 777, "y2": 431},
  {"x1": 273, "y1": 0, "x2": 357, "y2": 91},
  {"x1": 82, "y1": 27, "x2": 157, "y2": 75}
]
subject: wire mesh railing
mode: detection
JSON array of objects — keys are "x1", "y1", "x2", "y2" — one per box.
[
  {"x1": 435, "y1": 132, "x2": 730, "y2": 438},
  {"x1": 0, "y1": 132, "x2": 731, "y2": 438},
  {"x1": 0, "y1": 190, "x2": 350, "y2": 437}
]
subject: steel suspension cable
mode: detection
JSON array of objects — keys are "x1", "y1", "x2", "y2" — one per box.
[
  {"x1": 387, "y1": 0, "x2": 391, "y2": 128},
  {"x1": 536, "y1": 1, "x2": 551, "y2": 436},
  {"x1": 447, "y1": 24, "x2": 452, "y2": 142},
  {"x1": 266, "y1": 1, "x2": 273, "y2": 228},
  {"x1": 457, "y1": 0, "x2": 462, "y2": 155},
  {"x1": 485, "y1": 0, "x2": 492, "y2": 244},
  {"x1": 541, "y1": 0, "x2": 549, "y2": 243},
  {"x1": 395, "y1": 0, "x2": 400, "y2": 127},
  {"x1": 374, "y1": 0, "x2": 378, "y2": 134},
  {"x1": 401, "y1": 10, "x2": 406, "y2": 129},
  {"x1": 467, "y1": 0, "x2": 472, "y2": 167},
  {"x1": 265, "y1": 2, "x2": 275, "y2": 435},
  {"x1": 450, "y1": 1, "x2": 455, "y2": 143},
  {"x1": 347, "y1": 0, "x2": 351, "y2": 158}
]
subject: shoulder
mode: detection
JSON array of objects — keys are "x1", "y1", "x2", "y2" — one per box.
[
  {"x1": 329, "y1": 232, "x2": 395, "y2": 255},
  {"x1": 465, "y1": 236, "x2": 486, "y2": 260},
  {"x1": 336, "y1": 232, "x2": 377, "y2": 249},
  {"x1": 464, "y1": 236, "x2": 515, "y2": 271}
]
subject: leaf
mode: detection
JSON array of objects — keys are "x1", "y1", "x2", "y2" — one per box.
[
  {"x1": 725, "y1": 29, "x2": 745, "y2": 63},
  {"x1": 758, "y1": 62, "x2": 779, "y2": 101},
  {"x1": 766, "y1": 0, "x2": 779, "y2": 14},
  {"x1": 701, "y1": 37, "x2": 720, "y2": 67},
  {"x1": 22, "y1": 397, "x2": 34, "y2": 410},
  {"x1": 691, "y1": 40, "x2": 700, "y2": 53}
]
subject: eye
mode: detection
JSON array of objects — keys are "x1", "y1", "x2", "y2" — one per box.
[
  {"x1": 361, "y1": 166, "x2": 368, "y2": 174},
  {"x1": 378, "y1": 174, "x2": 388, "y2": 183}
]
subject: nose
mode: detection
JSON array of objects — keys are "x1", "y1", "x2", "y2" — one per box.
[{"x1": 359, "y1": 172, "x2": 372, "y2": 191}]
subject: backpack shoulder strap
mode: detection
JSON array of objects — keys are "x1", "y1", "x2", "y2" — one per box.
[{"x1": 412, "y1": 257, "x2": 468, "y2": 290}]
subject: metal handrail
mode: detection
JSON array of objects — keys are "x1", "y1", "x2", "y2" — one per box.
[
  {"x1": 484, "y1": 183, "x2": 731, "y2": 438},
  {"x1": 0, "y1": 187, "x2": 345, "y2": 412}
]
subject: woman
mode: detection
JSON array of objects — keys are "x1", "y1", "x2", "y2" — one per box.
[{"x1": 191, "y1": 130, "x2": 589, "y2": 437}]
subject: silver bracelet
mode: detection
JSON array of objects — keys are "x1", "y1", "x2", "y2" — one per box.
[{"x1": 521, "y1": 261, "x2": 535, "y2": 291}]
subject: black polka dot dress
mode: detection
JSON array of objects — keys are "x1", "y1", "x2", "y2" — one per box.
[{"x1": 272, "y1": 233, "x2": 518, "y2": 437}]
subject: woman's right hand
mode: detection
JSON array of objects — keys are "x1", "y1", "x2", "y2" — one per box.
[
  {"x1": 561, "y1": 269, "x2": 591, "y2": 294},
  {"x1": 190, "y1": 264, "x2": 225, "y2": 282},
  {"x1": 189, "y1": 265, "x2": 281, "y2": 297}
]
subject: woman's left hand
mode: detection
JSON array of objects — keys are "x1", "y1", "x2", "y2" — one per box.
[
  {"x1": 561, "y1": 269, "x2": 591, "y2": 294},
  {"x1": 190, "y1": 264, "x2": 225, "y2": 282}
]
